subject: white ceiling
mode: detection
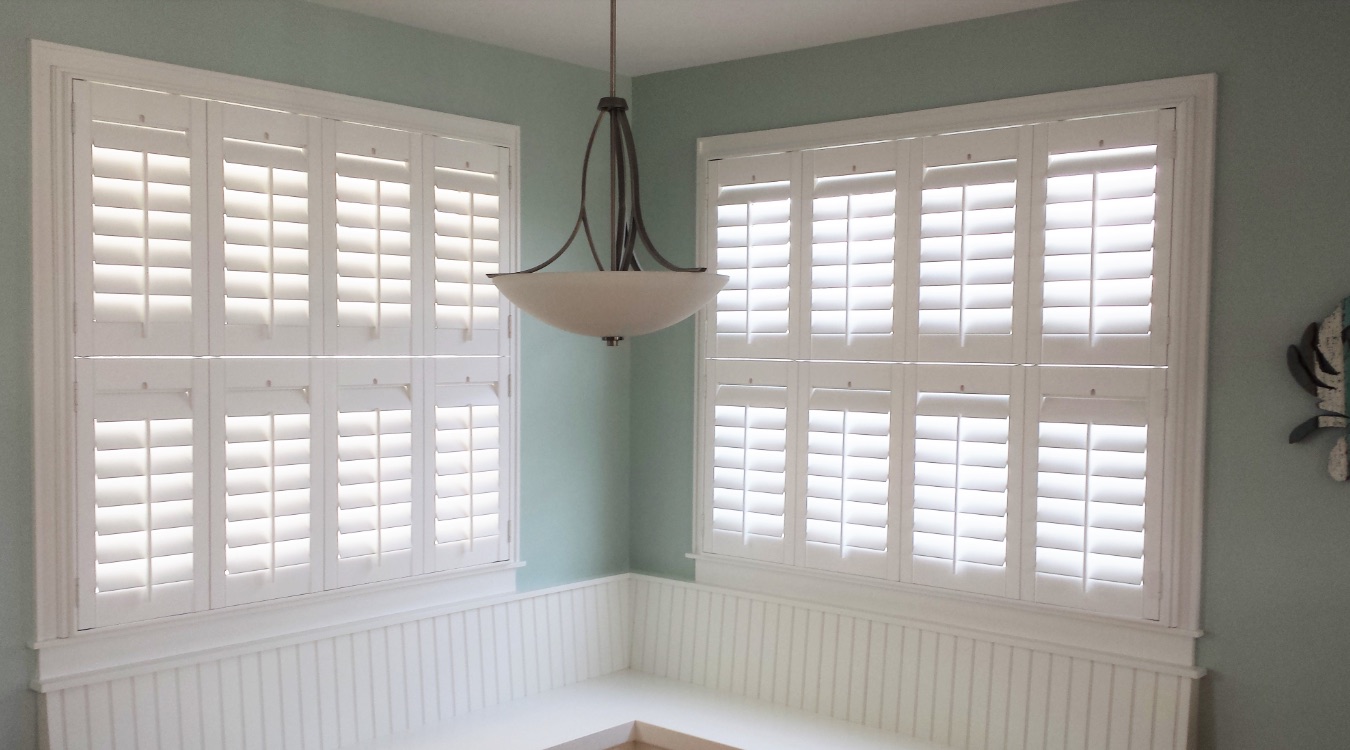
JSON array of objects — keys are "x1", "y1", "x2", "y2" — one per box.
[{"x1": 307, "y1": 0, "x2": 1076, "y2": 77}]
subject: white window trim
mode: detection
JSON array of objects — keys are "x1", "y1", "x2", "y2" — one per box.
[
  {"x1": 30, "y1": 41, "x2": 523, "y2": 666},
  {"x1": 692, "y1": 74, "x2": 1215, "y2": 669}
]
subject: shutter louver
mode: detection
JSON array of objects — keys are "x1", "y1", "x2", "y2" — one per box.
[
  {"x1": 801, "y1": 365, "x2": 895, "y2": 579},
  {"x1": 706, "y1": 361, "x2": 793, "y2": 564},
  {"x1": 333, "y1": 361, "x2": 422, "y2": 587},
  {"x1": 908, "y1": 366, "x2": 1019, "y2": 597},
  {"x1": 332, "y1": 122, "x2": 418, "y2": 355},
  {"x1": 917, "y1": 128, "x2": 1027, "y2": 363},
  {"x1": 75, "y1": 81, "x2": 206, "y2": 356},
  {"x1": 79, "y1": 359, "x2": 208, "y2": 628},
  {"x1": 429, "y1": 137, "x2": 509, "y2": 355},
  {"x1": 1040, "y1": 110, "x2": 1174, "y2": 365},
  {"x1": 1029, "y1": 368, "x2": 1162, "y2": 618},
  {"x1": 710, "y1": 153, "x2": 794, "y2": 358},
  {"x1": 430, "y1": 358, "x2": 508, "y2": 570},
  {"x1": 217, "y1": 361, "x2": 320, "y2": 606},
  {"x1": 213, "y1": 103, "x2": 322, "y2": 355},
  {"x1": 807, "y1": 142, "x2": 901, "y2": 361}
]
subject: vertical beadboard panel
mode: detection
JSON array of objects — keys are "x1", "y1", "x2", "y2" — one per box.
[
  {"x1": 42, "y1": 576, "x2": 631, "y2": 750},
  {"x1": 627, "y1": 576, "x2": 1200, "y2": 750},
  {"x1": 42, "y1": 575, "x2": 1196, "y2": 750}
]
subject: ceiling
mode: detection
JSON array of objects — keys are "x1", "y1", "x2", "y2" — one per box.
[{"x1": 307, "y1": 0, "x2": 1076, "y2": 77}]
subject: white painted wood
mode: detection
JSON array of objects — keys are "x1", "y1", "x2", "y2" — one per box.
[
  {"x1": 41, "y1": 576, "x2": 631, "y2": 750},
  {"x1": 693, "y1": 74, "x2": 1217, "y2": 638},
  {"x1": 629, "y1": 575, "x2": 1200, "y2": 750},
  {"x1": 32, "y1": 41, "x2": 523, "y2": 645},
  {"x1": 40, "y1": 574, "x2": 1200, "y2": 750}
]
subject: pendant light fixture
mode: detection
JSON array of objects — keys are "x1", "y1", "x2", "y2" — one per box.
[{"x1": 490, "y1": 0, "x2": 727, "y2": 346}]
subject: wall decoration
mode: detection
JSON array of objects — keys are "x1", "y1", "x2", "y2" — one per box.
[{"x1": 1288, "y1": 295, "x2": 1350, "y2": 480}]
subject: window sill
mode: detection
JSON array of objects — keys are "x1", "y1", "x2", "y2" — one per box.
[
  {"x1": 691, "y1": 554, "x2": 1201, "y2": 674},
  {"x1": 32, "y1": 562, "x2": 521, "y2": 692}
]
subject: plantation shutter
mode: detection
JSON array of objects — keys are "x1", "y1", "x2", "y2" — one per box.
[
  {"x1": 429, "y1": 358, "x2": 509, "y2": 571},
  {"x1": 801, "y1": 364, "x2": 897, "y2": 579},
  {"x1": 907, "y1": 365, "x2": 1021, "y2": 597},
  {"x1": 330, "y1": 121, "x2": 420, "y2": 356},
  {"x1": 1026, "y1": 367, "x2": 1163, "y2": 619},
  {"x1": 915, "y1": 127, "x2": 1029, "y2": 363},
  {"x1": 709, "y1": 153, "x2": 795, "y2": 359},
  {"x1": 427, "y1": 136, "x2": 510, "y2": 355},
  {"x1": 210, "y1": 102, "x2": 323, "y2": 355},
  {"x1": 73, "y1": 81, "x2": 207, "y2": 357},
  {"x1": 1038, "y1": 110, "x2": 1174, "y2": 365},
  {"x1": 213, "y1": 360, "x2": 322, "y2": 607},
  {"x1": 77, "y1": 359, "x2": 209, "y2": 629},
  {"x1": 706, "y1": 360, "x2": 794, "y2": 564},
  {"x1": 806, "y1": 142, "x2": 903, "y2": 361},
  {"x1": 331, "y1": 361, "x2": 425, "y2": 587}
]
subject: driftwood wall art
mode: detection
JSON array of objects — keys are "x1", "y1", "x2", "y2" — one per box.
[{"x1": 1288, "y1": 295, "x2": 1349, "y2": 480}]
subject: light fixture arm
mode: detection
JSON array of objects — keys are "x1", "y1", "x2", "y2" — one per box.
[{"x1": 495, "y1": 0, "x2": 704, "y2": 277}]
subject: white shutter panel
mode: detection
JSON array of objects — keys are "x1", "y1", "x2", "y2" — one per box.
[
  {"x1": 801, "y1": 363, "x2": 897, "y2": 579},
  {"x1": 915, "y1": 128, "x2": 1028, "y2": 363},
  {"x1": 709, "y1": 153, "x2": 795, "y2": 359},
  {"x1": 77, "y1": 359, "x2": 209, "y2": 628},
  {"x1": 806, "y1": 142, "x2": 903, "y2": 361},
  {"x1": 214, "y1": 360, "x2": 322, "y2": 606},
  {"x1": 73, "y1": 81, "x2": 207, "y2": 357},
  {"x1": 429, "y1": 358, "x2": 509, "y2": 571},
  {"x1": 331, "y1": 360, "x2": 424, "y2": 587},
  {"x1": 705, "y1": 360, "x2": 794, "y2": 564},
  {"x1": 427, "y1": 136, "x2": 509, "y2": 355},
  {"x1": 1038, "y1": 110, "x2": 1174, "y2": 365},
  {"x1": 210, "y1": 102, "x2": 323, "y2": 355},
  {"x1": 330, "y1": 122, "x2": 420, "y2": 355},
  {"x1": 906, "y1": 365, "x2": 1021, "y2": 597},
  {"x1": 1025, "y1": 367, "x2": 1164, "y2": 618}
]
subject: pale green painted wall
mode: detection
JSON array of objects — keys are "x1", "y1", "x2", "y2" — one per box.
[
  {"x1": 627, "y1": 1, "x2": 1350, "y2": 748},
  {"x1": 0, "y1": 0, "x2": 632, "y2": 744}
]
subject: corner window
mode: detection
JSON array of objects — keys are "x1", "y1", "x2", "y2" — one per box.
[{"x1": 696, "y1": 81, "x2": 1212, "y2": 630}]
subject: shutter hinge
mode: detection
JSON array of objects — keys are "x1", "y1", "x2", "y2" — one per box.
[
  {"x1": 507, "y1": 314, "x2": 513, "y2": 339},
  {"x1": 507, "y1": 374, "x2": 512, "y2": 397},
  {"x1": 71, "y1": 100, "x2": 76, "y2": 134},
  {"x1": 507, "y1": 520, "x2": 512, "y2": 543}
]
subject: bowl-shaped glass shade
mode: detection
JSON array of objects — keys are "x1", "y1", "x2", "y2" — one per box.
[{"x1": 492, "y1": 270, "x2": 728, "y2": 339}]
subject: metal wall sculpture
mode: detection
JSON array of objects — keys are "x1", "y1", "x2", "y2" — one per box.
[{"x1": 1288, "y1": 295, "x2": 1350, "y2": 480}]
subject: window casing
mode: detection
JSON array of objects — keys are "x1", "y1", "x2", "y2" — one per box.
[
  {"x1": 695, "y1": 78, "x2": 1213, "y2": 632},
  {"x1": 35, "y1": 48, "x2": 519, "y2": 637}
]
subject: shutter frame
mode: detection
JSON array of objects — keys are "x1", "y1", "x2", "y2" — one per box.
[
  {"x1": 798, "y1": 362, "x2": 899, "y2": 580},
  {"x1": 1022, "y1": 366, "x2": 1165, "y2": 619},
  {"x1": 709, "y1": 153, "x2": 797, "y2": 360},
  {"x1": 704, "y1": 359, "x2": 796, "y2": 565},
  {"x1": 805, "y1": 141, "x2": 906, "y2": 362},
  {"x1": 77, "y1": 358, "x2": 210, "y2": 629},
  {"x1": 903, "y1": 364, "x2": 1024, "y2": 598}
]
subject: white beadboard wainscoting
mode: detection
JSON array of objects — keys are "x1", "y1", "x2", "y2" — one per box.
[
  {"x1": 38, "y1": 573, "x2": 1202, "y2": 750},
  {"x1": 628, "y1": 576, "x2": 1201, "y2": 750},
  {"x1": 39, "y1": 576, "x2": 631, "y2": 750}
]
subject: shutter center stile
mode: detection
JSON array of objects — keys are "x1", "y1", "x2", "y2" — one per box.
[
  {"x1": 141, "y1": 418, "x2": 152, "y2": 603},
  {"x1": 140, "y1": 151, "x2": 151, "y2": 338},
  {"x1": 266, "y1": 165, "x2": 276, "y2": 338}
]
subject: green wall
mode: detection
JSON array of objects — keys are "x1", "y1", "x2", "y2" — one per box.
[
  {"x1": 0, "y1": 0, "x2": 632, "y2": 744},
  {"x1": 628, "y1": 1, "x2": 1350, "y2": 748}
]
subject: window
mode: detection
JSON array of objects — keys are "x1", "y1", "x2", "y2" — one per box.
[
  {"x1": 696, "y1": 79, "x2": 1213, "y2": 630},
  {"x1": 37, "y1": 56, "x2": 518, "y2": 634}
]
